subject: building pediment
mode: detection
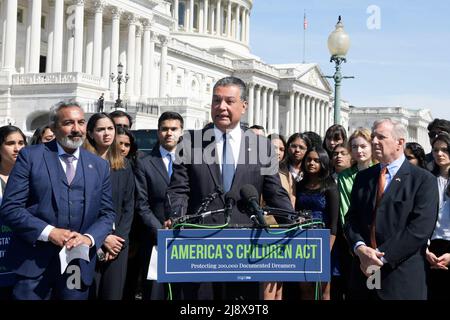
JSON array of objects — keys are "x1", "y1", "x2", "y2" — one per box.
[{"x1": 297, "y1": 65, "x2": 332, "y2": 93}]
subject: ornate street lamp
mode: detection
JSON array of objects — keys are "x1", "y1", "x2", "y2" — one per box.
[
  {"x1": 110, "y1": 62, "x2": 129, "y2": 110},
  {"x1": 324, "y1": 16, "x2": 354, "y2": 125}
]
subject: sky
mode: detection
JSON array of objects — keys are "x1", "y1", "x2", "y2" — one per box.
[{"x1": 249, "y1": 0, "x2": 450, "y2": 120}]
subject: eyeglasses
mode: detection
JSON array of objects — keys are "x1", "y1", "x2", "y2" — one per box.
[{"x1": 289, "y1": 144, "x2": 307, "y2": 151}]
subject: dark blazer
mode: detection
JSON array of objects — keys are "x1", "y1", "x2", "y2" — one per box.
[
  {"x1": 135, "y1": 145, "x2": 169, "y2": 239},
  {"x1": 110, "y1": 162, "x2": 135, "y2": 247},
  {"x1": 344, "y1": 160, "x2": 439, "y2": 300},
  {"x1": 0, "y1": 140, "x2": 115, "y2": 285},
  {"x1": 166, "y1": 125, "x2": 293, "y2": 226}
]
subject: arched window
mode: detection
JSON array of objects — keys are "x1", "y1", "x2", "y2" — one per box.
[{"x1": 178, "y1": 2, "x2": 186, "y2": 27}]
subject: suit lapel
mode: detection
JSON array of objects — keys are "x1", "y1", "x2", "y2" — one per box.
[
  {"x1": 80, "y1": 148, "x2": 93, "y2": 217},
  {"x1": 231, "y1": 129, "x2": 248, "y2": 193},
  {"x1": 43, "y1": 141, "x2": 62, "y2": 212},
  {"x1": 203, "y1": 128, "x2": 222, "y2": 193},
  {"x1": 150, "y1": 146, "x2": 170, "y2": 184},
  {"x1": 380, "y1": 160, "x2": 410, "y2": 205}
]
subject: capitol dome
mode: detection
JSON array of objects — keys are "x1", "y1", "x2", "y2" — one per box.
[{"x1": 167, "y1": 0, "x2": 254, "y2": 59}]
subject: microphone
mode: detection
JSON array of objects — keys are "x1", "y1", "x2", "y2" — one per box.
[{"x1": 239, "y1": 184, "x2": 267, "y2": 228}]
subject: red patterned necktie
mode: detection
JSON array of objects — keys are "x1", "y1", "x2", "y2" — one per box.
[{"x1": 370, "y1": 166, "x2": 387, "y2": 249}]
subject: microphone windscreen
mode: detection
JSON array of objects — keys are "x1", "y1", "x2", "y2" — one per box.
[{"x1": 240, "y1": 184, "x2": 259, "y2": 203}]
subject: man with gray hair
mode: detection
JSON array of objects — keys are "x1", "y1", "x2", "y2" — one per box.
[
  {"x1": 344, "y1": 118, "x2": 439, "y2": 300},
  {"x1": 0, "y1": 100, "x2": 115, "y2": 299}
]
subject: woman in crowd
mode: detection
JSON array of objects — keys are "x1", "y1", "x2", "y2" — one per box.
[
  {"x1": 84, "y1": 113, "x2": 135, "y2": 300},
  {"x1": 405, "y1": 142, "x2": 426, "y2": 169},
  {"x1": 281, "y1": 133, "x2": 311, "y2": 184},
  {"x1": 116, "y1": 126, "x2": 138, "y2": 169},
  {"x1": 30, "y1": 125, "x2": 54, "y2": 145},
  {"x1": 295, "y1": 147, "x2": 339, "y2": 300},
  {"x1": 323, "y1": 124, "x2": 347, "y2": 159},
  {"x1": 0, "y1": 125, "x2": 27, "y2": 298},
  {"x1": 263, "y1": 134, "x2": 295, "y2": 300},
  {"x1": 426, "y1": 132, "x2": 450, "y2": 300}
]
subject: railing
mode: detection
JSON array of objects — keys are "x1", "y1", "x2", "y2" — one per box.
[
  {"x1": 86, "y1": 100, "x2": 159, "y2": 115},
  {"x1": 12, "y1": 72, "x2": 104, "y2": 87},
  {"x1": 147, "y1": 97, "x2": 203, "y2": 108},
  {"x1": 232, "y1": 59, "x2": 280, "y2": 77}
]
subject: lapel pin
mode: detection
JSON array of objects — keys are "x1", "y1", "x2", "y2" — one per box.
[
  {"x1": 248, "y1": 148, "x2": 251, "y2": 152},
  {"x1": 88, "y1": 164, "x2": 93, "y2": 169},
  {"x1": 395, "y1": 177, "x2": 401, "y2": 182}
]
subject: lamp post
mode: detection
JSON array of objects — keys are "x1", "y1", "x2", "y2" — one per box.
[
  {"x1": 110, "y1": 62, "x2": 129, "y2": 110},
  {"x1": 324, "y1": 16, "x2": 354, "y2": 125}
]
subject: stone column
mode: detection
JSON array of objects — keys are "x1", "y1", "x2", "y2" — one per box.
[
  {"x1": 25, "y1": 0, "x2": 32, "y2": 72},
  {"x1": 174, "y1": 0, "x2": 179, "y2": 31},
  {"x1": 3, "y1": 0, "x2": 17, "y2": 71},
  {"x1": 52, "y1": 0, "x2": 64, "y2": 72},
  {"x1": 134, "y1": 26, "x2": 142, "y2": 97},
  {"x1": 305, "y1": 96, "x2": 310, "y2": 131},
  {"x1": 199, "y1": 0, "x2": 204, "y2": 33},
  {"x1": 189, "y1": 0, "x2": 194, "y2": 31},
  {"x1": 310, "y1": 97, "x2": 316, "y2": 133},
  {"x1": 289, "y1": 91, "x2": 295, "y2": 135},
  {"x1": 247, "y1": 83, "x2": 254, "y2": 127},
  {"x1": 300, "y1": 94, "x2": 306, "y2": 132},
  {"x1": 102, "y1": 23, "x2": 111, "y2": 84},
  {"x1": 294, "y1": 92, "x2": 300, "y2": 133},
  {"x1": 240, "y1": 6, "x2": 245, "y2": 41},
  {"x1": 268, "y1": 89, "x2": 274, "y2": 133},
  {"x1": 246, "y1": 10, "x2": 250, "y2": 44},
  {"x1": 29, "y1": 0, "x2": 42, "y2": 73},
  {"x1": 73, "y1": 0, "x2": 85, "y2": 73},
  {"x1": 274, "y1": 93, "x2": 279, "y2": 134},
  {"x1": 46, "y1": 0, "x2": 55, "y2": 73},
  {"x1": 126, "y1": 14, "x2": 137, "y2": 97},
  {"x1": 215, "y1": 0, "x2": 221, "y2": 36},
  {"x1": 85, "y1": 14, "x2": 94, "y2": 74},
  {"x1": 261, "y1": 87, "x2": 267, "y2": 130},
  {"x1": 66, "y1": 32, "x2": 74, "y2": 72},
  {"x1": 93, "y1": 1, "x2": 104, "y2": 77},
  {"x1": 203, "y1": 0, "x2": 209, "y2": 33},
  {"x1": 254, "y1": 86, "x2": 261, "y2": 126},
  {"x1": 285, "y1": 108, "x2": 290, "y2": 137},
  {"x1": 149, "y1": 32, "x2": 156, "y2": 97},
  {"x1": 320, "y1": 101, "x2": 325, "y2": 136},
  {"x1": 234, "y1": 5, "x2": 240, "y2": 41},
  {"x1": 159, "y1": 35, "x2": 169, "y2": 97},
  {"x1": 227, "y1": 0, "x2": 231, "y2": 37},
  {"x1": 110, "y1": 7, "x2": 121, "y2": 88},
  {"x1": 141, "y1": 20, "x2": 151, "y2": 99}
]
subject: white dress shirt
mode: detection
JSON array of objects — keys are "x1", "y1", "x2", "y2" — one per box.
[{"x1": 213, "y1": 124, "x2": 242, "y2": 171}]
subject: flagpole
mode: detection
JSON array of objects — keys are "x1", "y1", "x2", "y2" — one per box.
[{"x1": 303, "y1": 10, "x2": 306, "y2": 63}]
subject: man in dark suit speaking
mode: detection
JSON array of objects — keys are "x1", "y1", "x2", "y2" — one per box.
[
  {"x1": 344, "y1": 118, "x2": 439, "y2": 300},
  {"x1": 0, "y1": 100, "x2": 115, "y2": 299},
  {"x1": 165, "y1": 76, "x2": 293, "y2": 299}
]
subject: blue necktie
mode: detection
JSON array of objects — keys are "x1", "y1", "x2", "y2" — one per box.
[
  {"x1": 167, "y1": 153, "x2": 173, "y2": 178},
  {"x1": 222, "y1": 133, "x2": 235, "y2": 193}
]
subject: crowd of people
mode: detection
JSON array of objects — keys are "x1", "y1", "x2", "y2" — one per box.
[{"x1": 0, "y1": 76, "x2": 449, "y2": 300}]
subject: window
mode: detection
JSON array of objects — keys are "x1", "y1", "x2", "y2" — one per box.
[
  {"x1": 206, "y1": 83, "x2": 211, "y2": 92},
  {"x1": 193, "y1": 4, "x2": 199, "y2": 29},
  {"x1": 178, "y1": 2, "x2": 185, "y2": 27},
  {"x1": 177, "y1": 75, "x2": 182, "y2": 86},
  {"x1": 41, "y1": 15, "x2": 46, "y2": 29},
  {"x1": 17, "y1": 8, "x2": 24, "y2": 24}
]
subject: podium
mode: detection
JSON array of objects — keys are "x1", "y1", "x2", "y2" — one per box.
[{"x1": 157, "y1": 228, "x2": 330, "y2": 283}]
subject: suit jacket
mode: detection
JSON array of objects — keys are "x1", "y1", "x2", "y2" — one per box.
[
  {"x1": 110, "y1": 162, "x2": 135, "y2": 247},
  {"x1": 135, "y1": 145, "x2": 170, "y2": 240},
  {"x1": 166, "y1": 125, "x2": 293, "y2": 226},
  {"x1": 344, "y1": 160, "x2": 439, "y2": 300},
  {"x1": 0, "y1": 140, "x2": 115, "y2": 285}
]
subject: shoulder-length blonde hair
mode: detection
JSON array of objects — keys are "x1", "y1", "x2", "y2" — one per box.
[{"x1": 83, "y1": 112, "x2": 125, "y2": 170}]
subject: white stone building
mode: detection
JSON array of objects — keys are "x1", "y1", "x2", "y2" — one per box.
[
  {"x1": 0, "y1": 0, "x2": 335, "y2": 138},
  {"x1": 348, "y1": 106, "x2": 433, "y2": 152}
]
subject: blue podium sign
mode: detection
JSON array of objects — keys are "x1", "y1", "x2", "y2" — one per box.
[{"x1": 158, "y1": 228, "x2": 330, "y2": 283}]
